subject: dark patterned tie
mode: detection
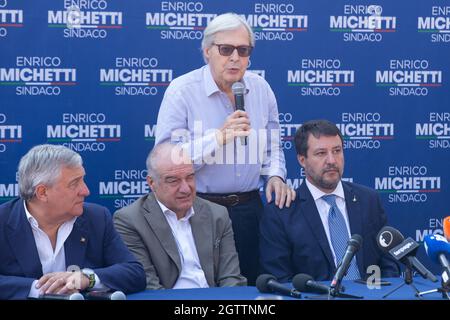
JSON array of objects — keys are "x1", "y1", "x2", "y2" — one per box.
[{"x1": 322, "y1": 194, "x2": 360, "y2": 280}]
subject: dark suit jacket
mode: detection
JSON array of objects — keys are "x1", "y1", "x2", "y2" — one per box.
[
  {"x1": 260, "y1": 181, "x2": 400, "y2": 282},
  {"x1": 113, "y1": 193, "x2": 247, "y2": 289},
  {"x1": 0, "y1": 198, "x2": 146, "y2": 299}
]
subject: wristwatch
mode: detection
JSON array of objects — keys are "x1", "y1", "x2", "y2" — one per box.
[{"x1": 81, "y1": 268, "x2": 96, "y2": 290}]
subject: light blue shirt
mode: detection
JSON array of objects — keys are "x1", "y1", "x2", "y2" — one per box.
[{"x1": 155, "y1": 65, "x2": 286, "y2": 193}]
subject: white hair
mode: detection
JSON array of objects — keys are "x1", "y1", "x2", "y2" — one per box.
[{"x1": 201, "y1": 12, "x2": 255, "y2": 64}]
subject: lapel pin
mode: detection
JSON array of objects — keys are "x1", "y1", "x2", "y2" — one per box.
[
  {"x1": 352, "y1": 196, "x2": 357, "y2": 202},
  {"x1": 80, "y1": 237, "x2": 86, "y2": 243}
]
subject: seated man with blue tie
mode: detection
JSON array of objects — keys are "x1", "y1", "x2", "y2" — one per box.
[
  {"x1": 260, "y1": 119, "x2": 400, "y2": 282},
  {"x1": 0, "y1": 144, "x2": 146, "y2": 299}
]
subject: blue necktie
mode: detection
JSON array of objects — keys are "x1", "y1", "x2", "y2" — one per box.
[{"x1": 322, "y1": 194, "x2": 360, "y2": 280}]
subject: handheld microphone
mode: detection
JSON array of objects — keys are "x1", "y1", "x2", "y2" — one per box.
[
  {"x1": 256, "y1": 274, "x2": 301, "y2": 299},
  {"x1": 38, "y1": 293, "x2": 84, "y2": 300},
  {"x1": 292, "y1": 273, "x2": 330, "y2": 294},
  {"x1": 443, "y1": 216, "x2": 450, "y2": 242},
  {"x1": 84, "y1": 290, "x2": 126, "y2": 300},
  {"x1": 330, "y1": 234, "x2": 362, "y2": 290},
  {"x1": 424, "y1": 234, "x2": 450, "y2": 276},
  {"x1": 231, "y1": 81, "x2": 247, "y2": 145},
  {"x1": 377, "y1": 226, "x2": 437, "y2": 282}
]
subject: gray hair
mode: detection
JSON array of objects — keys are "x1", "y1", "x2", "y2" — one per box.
[
  {"x1": 146, "y1": 143, "x2": 190, "y2": 180},
  {"x1": 18, "y1": 144, "x2": 83, "y2": 200},
  {"x1": 201, "y1": 12, "x2": 255, "y2": 64}
]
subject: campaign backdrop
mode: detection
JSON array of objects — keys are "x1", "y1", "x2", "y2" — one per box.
[{"x1": 1, "y1": 0, "x2": 449, "y2": 273}]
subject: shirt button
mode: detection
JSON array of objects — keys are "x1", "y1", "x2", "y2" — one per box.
[{"x1": 236, "y1": 173, "x2": 241, "y2": 177}]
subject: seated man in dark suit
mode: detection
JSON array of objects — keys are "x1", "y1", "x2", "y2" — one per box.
[
  {"x1": 260, "y1": 120, "x2": 400, "y2": 282},
  {"x1": 113, "y1": 143, "x2": 247, "y2": 289},
  {"x1": 0, "y1": 144, "x2": 146, "y2": 299}
]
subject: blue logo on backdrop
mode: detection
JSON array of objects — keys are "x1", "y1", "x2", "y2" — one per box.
[
  {"x1": 48, "y1": 0, "x2": 123, "y2": 39},
  {"x1": 416, "y1": 216, "x2": 447, "y2": 242},
  {"x1": 278, "y1": 112, "x2": 301, "y2": 151},
  {"x1": 330, "y1": 4, "x2": 397, "y2": 42},
  {"x1": 144, "y1": 123, "x2": 156, "y2": 143},
  {"x1": 376, "y1": 59, "x2": 443, "y2": 96},
  {"x1": 0, "y1": 113, "x2": 22, "y2": 153},
  {"x1": 99, "y1": 57, "x2": 173, "y2": 96},
  {"x1": 0, "y1": 56, "x2": 76, "y2": 96},
  {"x1": 375, "y1": 166, "x2": 441, "y2": 204},
  {"x1": 287, "y1": 58, "x2": 355, "y2": 96},
  {"x1": 417, "y1": 5, "x2": 450, "y2": 43},
  {"x1": 0, "y1": 171, "x2": 18, "y2": 203},
  {"x1": 0, "y1": 0, "x2": 23, "y2": 38},
  {"x1": 99, "y1": 169, "x2": 149, "y2": 209},
  {"x1": 46, "y1": 113, "x2": 121, "y2": 152},
  {"x1": 416, "y1": 112, "x2": 450, "y2": 149},
  {"x1": 249, "y1": 2, "x2": 308, "y2": 41},
  {"x1": 338, "y1": 112, "x2": 394, "y2": 150},
  {"x1": 145, "y1": 1, "x2": 215, "y2": 40}
]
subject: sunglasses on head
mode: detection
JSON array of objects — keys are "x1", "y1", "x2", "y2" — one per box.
[{"x1": 212, "y1": 43, "x2": 253, "y2": 57}]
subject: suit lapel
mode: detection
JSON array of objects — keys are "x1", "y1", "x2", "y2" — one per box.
[
  {"x1": 343, "y1": 182, "x2": 364, "y2": 274},
  {"x1": 299, "y1": 183, "x2": 336, "y2": 269},
  {"x1": 143, "y1": 194, "x2": 182, "y2": 272},
  {"x1": 190, "y1": 199, "x2": 213, "y2": 285},
  {"x1": 64, "y1": 214, "x2": 88, "y2": 269},
  {"x1": 6, "y1": 199, "x2": 42, "y2": 278}
]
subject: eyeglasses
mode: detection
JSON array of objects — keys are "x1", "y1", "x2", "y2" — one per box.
[{"x1": 212, "y1": 43, "x2": 253, "y2": 57}]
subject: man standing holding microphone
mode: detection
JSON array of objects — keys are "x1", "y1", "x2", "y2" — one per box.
[{"x1": 155, "y1": 13, "x2": 295, "y2": 285}]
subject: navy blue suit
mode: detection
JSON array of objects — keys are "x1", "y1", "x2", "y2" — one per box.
[
  {"x1": 260, "y1": 181, "x2": 400, "y2": 282},
  {"x1": 0, "y1": 198, "x2": 146, "y2": 299}
]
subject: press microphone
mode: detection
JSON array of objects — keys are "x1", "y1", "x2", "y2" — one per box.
[
  {"x1": 330, "y1": 234, "x2": 362, "y2": 290},
  {"x1": 38, "y1": 292, "x2": 85, "y2": 300},
  {"x1": 424, "y1": 234, "x2": 450, "y2": 276},
  {"x1": 256, "y1": 274, "x2": 302, "y2": 299},
  {"x1": 84, "y1": 290, "x2": 126, "y2": 300},
  {"x1": 443, "y1": 216, "x2": 450, "y2": 242},
  {"x1": 231, "y1": 81, "x2": 247, "y2": 145},
  {"x1": 377, "y1": 226, "x2": 437, "y2": 282},
  {"x1": 292, "y1": 273, "x2": 330, "y2": 294}
]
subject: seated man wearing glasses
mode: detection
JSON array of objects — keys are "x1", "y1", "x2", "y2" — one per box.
[{"x1": 155, "y1": 12, "x2": 294, "y2": 286}]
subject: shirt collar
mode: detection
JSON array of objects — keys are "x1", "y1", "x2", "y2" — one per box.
[
  {"x1": 155, "y1": 197, "x2": 195, "y2": 221},
  {"x1": 305, "y1": 179, "x2": 345, "y2": 202},
  {"x1": 23, "y1": 200, "x2": 77, "y2": 229},
  {"x1": 203, "y1": 64, "x2": 221, "y2": 97}
]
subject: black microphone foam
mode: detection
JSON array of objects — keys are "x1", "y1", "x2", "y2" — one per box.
[
  {"x1": 331, "y1": 234, "x2": 363, "y2": 289},
  {"x1": 377, "y1": 226, "x2": 404, "y2": 252},
  {"x1": 256, "y1": 274, "x2": 301, "y2": 298},
  {"x1": 292, "y1": 273, "x2": 330, "y2": 294},
  {"x1": 231, "y1": 81, "x2": 247, "y2": 145},
  {"x1": 376, "y1": 226, "x2": 437, "y2": 282},
  {"x1": 256, "y1": 274, "x2": 277, "y2": 293}
]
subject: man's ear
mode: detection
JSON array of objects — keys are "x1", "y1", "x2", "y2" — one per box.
[
  {"x1": 147, "y1": 176, "x2": 155, "y2": 192},
  {"x1": 297, "y1": 154, "x2": 306, "y2": 168},
  {"x1": 34, "y1": 184, "x2": 48, "y2": 201}
]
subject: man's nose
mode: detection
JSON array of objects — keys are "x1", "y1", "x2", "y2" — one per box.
[
  {"x1": 80, "y1": 181, "x2": 90, "y2": 197},
  {"x1": 178, "y1": 179, "x2": 191, "y2": 193},
  {"x1": 325, "y1": 151, "x2": 337, "y2": 164}
]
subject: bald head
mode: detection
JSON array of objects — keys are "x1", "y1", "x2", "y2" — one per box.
[
  {"x1": 146, "y1": 143, "x2": 196, "y2": 218},
  {"x1": 146, "y1": 143, "x2": 192, "y2": 180}
]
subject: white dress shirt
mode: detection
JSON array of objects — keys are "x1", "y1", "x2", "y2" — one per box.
[
  {"x1": 156, "y1": 199, "x2": 209, "y2": 289},
  {"x1": 155, "y1": 64, "x2": 286, "y2": 193},
  {"x1": 305, "y1": 179, "x2": 352, "y2": 266},
  {"x1": 25, "y1": 202, "x2": 104, "y2": 297},
  {"x1": 25, "y1": 201, "x2": 76, "y2": 298}
]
